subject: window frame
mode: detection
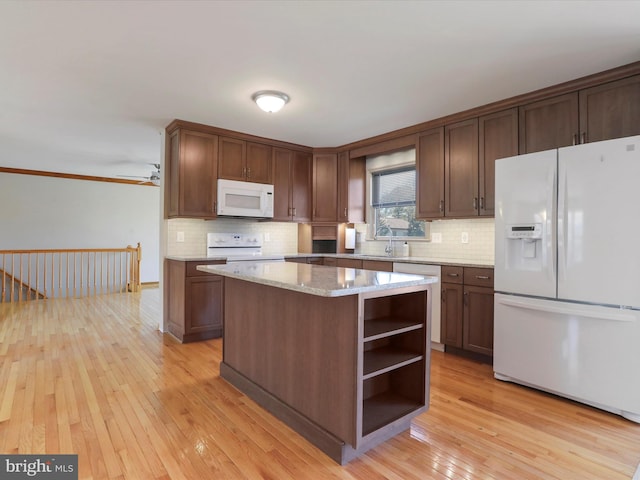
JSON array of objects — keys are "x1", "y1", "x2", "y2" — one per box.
[{"x1": 366, "y1": 161, "x2": 427, "y2": 241}]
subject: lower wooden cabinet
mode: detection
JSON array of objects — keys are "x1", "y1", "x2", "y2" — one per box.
[
  {"x1": 165, "y1": 259, "x2": 224, "y2": 342},
  {"x1": 441, "y1": 266, "x2": 494, "y2": 359}
]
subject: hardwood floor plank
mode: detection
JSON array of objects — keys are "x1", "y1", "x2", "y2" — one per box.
[{"x1": 1, "y1": 288, "x2": 639, "y2": 479}]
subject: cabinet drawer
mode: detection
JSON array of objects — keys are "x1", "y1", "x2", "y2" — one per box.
[
  {"x1": 464, "y1": 267, "x2": 494, "y2": 287},
  {"x1": 186, "y1": 260, "x2": 225, "y2": 277},
  {"x1": 362, "y1": 260, "x2": 394, "y2": 272},
  {"x1": 323, "y1": 257, "x2": 337, "y2": 267},
  {"x1": 441, "y1": 266, "x2": 463, "y2": 284},
  {"x1": 337, "y1": 258, "x2": 363, "y2": 269}
]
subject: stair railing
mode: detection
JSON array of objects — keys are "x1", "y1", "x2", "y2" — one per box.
[{"x1": 0, "y1": 243, "x2": 141, "y2": 303}]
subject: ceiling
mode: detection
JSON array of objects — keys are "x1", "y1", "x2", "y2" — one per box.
[{"x1": 1, "y1": 1, "x2": 639, "y2": 180}]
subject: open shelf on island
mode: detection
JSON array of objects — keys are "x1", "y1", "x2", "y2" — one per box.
[
  {"x1": 363, "y1": 347, "x2": 423, "y2": 379},
  {"x1": 364, "y1": 317, "x2": 423, "y2": 341},
  {"x1": 361, "y1": 359, "x2": 426, "y2": 437},
  {"x1": 362, "y1": 391, "x2": 424, "y2": 437},
  {"x1": 360, "y1": 290, "x2": 428, "y2": 441}
]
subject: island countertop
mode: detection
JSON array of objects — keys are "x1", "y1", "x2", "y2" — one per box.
[{"x1": 197, "y1": 261, "x2": 437, "y2": 297}]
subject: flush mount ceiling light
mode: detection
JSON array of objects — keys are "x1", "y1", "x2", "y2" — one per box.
[{"x1": 252, "y1": 90, "x2": 290, "y2": 113}]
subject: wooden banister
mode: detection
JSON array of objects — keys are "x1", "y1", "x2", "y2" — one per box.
[{"x1": 0, "y1": 244, "x2": 142, "y2": 303}]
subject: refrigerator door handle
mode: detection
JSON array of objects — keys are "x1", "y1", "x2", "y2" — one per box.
[
  {"x1": 557, "y1": 162, "x2": 568, "y2": 288},
  {"x1": 497, "y1": 296, "x2": 636, "y2": 322},
  {"x1": 548, "y1": 160, "x2": 557, "y2": 287}
]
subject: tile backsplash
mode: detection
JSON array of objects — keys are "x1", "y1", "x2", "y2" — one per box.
[
  {"x1": 166, "y1": 218, "x2": 299, "y2": 257},
  {"x1": 166, "y1": 217, "x2": 495, "y2": 264},
  {"x1": 355, "y1": 218, "x2": 495, "y2": 264}
]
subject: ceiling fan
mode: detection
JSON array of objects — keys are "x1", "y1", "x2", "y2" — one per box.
[{"x1": 117, "y1": 163, "x2": 161, "y2": 186}]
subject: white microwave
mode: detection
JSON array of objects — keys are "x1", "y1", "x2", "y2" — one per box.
[{"x1": 216, "y1": 179, "x2": 274, "y2": 218}]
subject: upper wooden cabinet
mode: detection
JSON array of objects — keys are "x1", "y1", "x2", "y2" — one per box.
[
  {"x1": 272, "y1": 147, "x2": 312, "y2": 222},
  {"x1": 312, "y1": 153, "x2": 338, "y2": 222},
  {"x1": 218, "y1": 136, "x2": 272, "y2": 184},
  {"x1": 519, "y1": 93, "x2": 579, "y2": 154},
  {"x1": 420, "y1": 110, "x2": 517, "y2": 219},
  {"x1": 416, "y1": 127, "x2": 445, "y2": 219},
  {"x1": 478, "y1": 108, "x2": 519, "y2": 216},
  {"x1": 165, "y1": 129, "x2": 218, "y2": 219},
  {"x1": 337, "y1": 152, "x2": 366, "y2": 223},
  {"x1": 445, "y1": 118, "x2": 479, "y2": 218},
  {"x1": 520, "y1": 74, "x2": 640, "y2": 154},
  {"x1": 579, "y1": 74, "x2": 640, "y2": 143}
]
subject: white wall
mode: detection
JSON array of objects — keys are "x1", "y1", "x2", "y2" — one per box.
[{"x1": 0, "y1": 172, "x2": 160, "y2": 282}]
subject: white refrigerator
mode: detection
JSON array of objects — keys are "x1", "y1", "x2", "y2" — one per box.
[{"x1": 494, "y1": 135, "x2": 640, "y2": 423}]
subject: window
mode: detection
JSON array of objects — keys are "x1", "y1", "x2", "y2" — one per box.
[{"x1": 371, "y1": 166, "x2": 426, "y2": 238}]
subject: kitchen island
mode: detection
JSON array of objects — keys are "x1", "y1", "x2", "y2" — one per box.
[{"x1": 197, "y1": 261, "x2": 436, "y2": 464}]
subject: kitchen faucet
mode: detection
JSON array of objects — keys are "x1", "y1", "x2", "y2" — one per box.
[{"x1": 378, "y1": 225, "x2": 395, "y2": 256}]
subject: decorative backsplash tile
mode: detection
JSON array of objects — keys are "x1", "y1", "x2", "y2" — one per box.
[
  {"x1": 355, "y1": 218, "x2": 495, "y2": 263},
  {"x1": 166, "y1": 217, "x2": 495, "y2": 264},
  {"x1": 166, "y1": 218, "x2": 298, "y2": 257}
]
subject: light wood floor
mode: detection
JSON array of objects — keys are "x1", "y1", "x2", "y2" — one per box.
[{"x1": 1, "y1": 288, "x2": 639, "y2": 479}]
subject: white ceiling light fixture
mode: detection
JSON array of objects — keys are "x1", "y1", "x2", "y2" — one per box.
[{"x1": 252, "y1": 90, "x2": 290, "y2": 113}]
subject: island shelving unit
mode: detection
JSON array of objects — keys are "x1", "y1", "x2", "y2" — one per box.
[{"x1": 197, "y1": 261, "x2": 435, "y2": 464}]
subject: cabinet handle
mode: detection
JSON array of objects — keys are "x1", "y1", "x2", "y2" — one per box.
[
  {"x1": 344, "y1": 207, "x2": 348, "y2": 217},
  {"x1": 242, "y1": 167, "x2": 247, "y2": 177},
  {"x1": 580, "y1": 132, "x2": 586, "y2": 144},
  {"x1": 213, "y1": 201, "x2": 217, "y2": 213},
  {"x1": 447, "y1": 273, "x2": 459, "y2": 277},
  {"x1": 473, "y1": 197, "x2": 478, "y2": 209},
  {"x1": 439, "y1": 200, "x2": 444, "y2": 212},
  {"x1": 475, "y1": 275, "x2": 490, "y2": 280},
  {"x1": 479, "y1": 197, "x2": 484, "y2": 210},
  {"x1": 247, "y1": 167, "x2": 251, "y2": 179},
  {"x1": 572, "y1": 134, "x2": 577, "y2": 146},
  {"x1": 464, "y1": 291, "x2": 469, "y2": 305},
  {"x1": 293, "y1": 207, "x2": 297, "y2": 216},
  {"x1": 442, "y1": 290, "x2": 446, "y2": 301}
]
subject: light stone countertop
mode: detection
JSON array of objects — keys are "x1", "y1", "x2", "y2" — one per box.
[
  {"x1": 167, "y1": 253, "x2": 493, "y2": 268},
  {"x1": 196, "y1": 262, "x2": 437, "y2": 297}
]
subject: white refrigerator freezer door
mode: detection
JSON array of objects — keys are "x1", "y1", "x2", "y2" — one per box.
[
  {"x1": 558, "y1": 135, "x2": 640, "y2": 308},
  {"x1": 494, "y1": 293, "x2": 640, "y2": 421},
  {"x1": 494, "y1": 149, "x2": 557, "y2": 297}
]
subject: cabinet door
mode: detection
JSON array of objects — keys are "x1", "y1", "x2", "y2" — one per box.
[
  {"x1": 312, "y1": 153, "x2": 338, "y2": 222},
  {"x1": 519, "y1": 93, "x2": 579, "y2": 153},
  {"x1": 179, "y1": 130, "x2": 218, "y2": 218},
  {"x1": 441, "y1": 282, "x2": 463, "y2": 348},
  {"x1": 218, "y1": 136, "x2": 246, "y2": 181},
  {"x1": 186, "y1": 275, "x2": 223, "y2": 335},
  {"x1": 246, "y1": 142, "x2": 272, "y2": 184},
  {"x1": 292, "y1": 151, "x2": 312, "y2": 222},
  {"x1": 478, "y1": 109, "x2": 518, "y2": 217},
  {"x1": 445, "y1": 118, "x2": 479, "y2": 217},
  {"x1": 416, "y1": 127, "x2": 445, "y2": 219},
  {"x1": 337, "y1": 152, "x2": 366, "y2": 223},
  {"x1": 579, "y1": 74, "x2": 640, "y2": 143},
  {"x1": 463, "y1": 285, "x2": 494, "y2": 356},
  {"x1": 165, "y1": 130, "x2": 181, "y2": 218},
  {"x1": 272, "y1": 147, "x2": 293, "y2": 221}
]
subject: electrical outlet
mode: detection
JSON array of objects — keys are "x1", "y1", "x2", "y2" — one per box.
[
  {"x1": 431, "y1": 233, "x2": 442, "y2": 243},
  {"x1": 264, "y1": 233, "x2": 270, "y2": 242},
  {"x1": 461, "y1": 232, "x2": 469, "y2": 244},
  {"x1": 177, "y1": 231, "x2": 184, "y2": 242}
]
